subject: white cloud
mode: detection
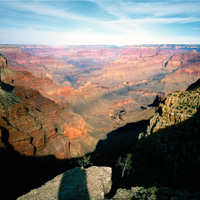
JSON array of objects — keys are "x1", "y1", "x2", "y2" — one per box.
[
  {"x1": 1, "y1": 27, "x2": 200, "y2": 46},
  {"x1": 102, "y1": 17, "x2": 200, "y2": 29},
  {"x1": 92, "y1": 0, "x2": 200, "y2": 19},
  {"x1": 3, "y1": 1, "x2": 99, "y2": 23},
  {"x1": 0, "y1": 0, "x2": 200, "y2": 45}
]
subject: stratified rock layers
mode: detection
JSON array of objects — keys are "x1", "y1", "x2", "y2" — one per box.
[
  {"x1": 1, "y1": 45, "x2": 200, "y2": 152},
  {"x1": 147, "y1": 85, "x2": 200, "y2": 135},
  {"x1": 0, "y1": 54, "x2": 97, "y2": 158}
]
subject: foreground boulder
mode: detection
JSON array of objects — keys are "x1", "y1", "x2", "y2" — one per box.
[{"x1": 18, "y1": 166, "x2": 112, "y2": 200}]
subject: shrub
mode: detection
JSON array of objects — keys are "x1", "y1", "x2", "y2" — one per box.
[
  {"x1": 116, "y1": 153, "x2": 133, "y2": 177},
  {"x1": 78, "y1": 156, "x2": 92, "y2": 169}
]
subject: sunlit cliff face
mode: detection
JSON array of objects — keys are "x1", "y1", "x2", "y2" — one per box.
[{"x1": 1, "y1": 45, "x2": 200, "y2": 140}]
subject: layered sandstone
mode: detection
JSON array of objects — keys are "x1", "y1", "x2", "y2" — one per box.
[
  {"x1": 96, "y1": 53, "x2": 169, "y2": 87},
  {"x1": 0, "y1": 45, "x2": 23, "y2": 53},
  {"x1": 0, "y1": 55, "x2": 97, "y2": 158},
  {"x1": 160, "y1": 52, "x2": 200, "y2": 92},
  {"x1": 2, "y1": 45, "x2": 200, "y2": 140},
  {"x1": 0, "y1": 54, "x2": 7, "y2": 70},
  {"x1": 146, "y1": 82, "x2": 200, "y2": 135},
  {"x1": 5, "y1": 52, "x2": 75, "y2": 74},
  {"x1": 0, "y1": 82, "x2": 74, "y2": 158},
  {"x1": 0, "y1": 46, "x2": 75, "y2": 84},
  {"x1": 64, "y1": 81, "x2": 157, "y2": 139},
  {"x1": 2, "y1": 45, "x2": 200, "y2": 90},
  {"x1": 132, "y1": 80, "x2": 200, "y2": 192}
]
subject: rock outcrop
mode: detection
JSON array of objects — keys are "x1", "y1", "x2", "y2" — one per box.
[
  {"x1": 0, "y1": 45, "x2": 23, "y2": 54},
  {"x1": 1, "y1": 46, "x2": 75, "y2": 81},
  {"x1": 132, "y1": 81, "x2": 200, "y2": 191},
  {"x1": 17, "y1": 165, "x2": 200, "y2": 200},
  {"x1": 4, "y1": 44, "x2": 200, "y2": 89},
  {"x1": 2, "y1": 45, "x2": 200, "y2": 140},
  {"x1": 0, "y1": 54, "x2": 7, "y2": 70},
  {"x1": 160, "y1": 52, "x2": 200, "y2": 92},
  {"x1": 17, "y1": 166, "x2": 112, "y2": 200},
  {"x1": 0, "y1": 81, "x2": 73, "y2": 158},
  {"x1": 0, "y1": 55, "x2": 97, "y2": 158},
  {"x1": 146, "y1": 84, "x2": 200, "y2": 135}
]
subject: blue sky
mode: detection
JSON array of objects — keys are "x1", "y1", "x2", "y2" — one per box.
[{"x1": 0, "y1": 0, "x2": 200, "y2": 45}]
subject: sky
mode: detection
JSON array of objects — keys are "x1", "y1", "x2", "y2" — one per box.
[{"x1": 0, "y1": 0, "x2": 200, "y2": 45}]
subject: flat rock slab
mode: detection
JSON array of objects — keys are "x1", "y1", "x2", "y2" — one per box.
[{"x1": 18, "y1": 166, "x2": 112, "y2": 200}]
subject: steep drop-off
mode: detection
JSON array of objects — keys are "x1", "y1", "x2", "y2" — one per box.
[
  {"x1": 1, "y1": 45, "x2": 200, "y2": 140},
  {"x1": 0, "y1": 54, "x2": 97, "y2": 158},
  {"x1": 131, "y1": 81, "x2": 200, "y2": 191},
  {"x1": 147, "y1": 81, "x2": 200, "y2": 135},
  {"x1": 14, "y1": 79, "x2": 200, "y2": 199},
  {"x1": 89, "y1": 79, "x2": 200, "y2": 197}
]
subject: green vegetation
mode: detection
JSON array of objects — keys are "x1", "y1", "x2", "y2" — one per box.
[
  {"x1": 116, "y1": 153, "x2": 132, "y2": 177},
  {"x1": 78, "y1": 155, "x2": 92, "y2": 169}
]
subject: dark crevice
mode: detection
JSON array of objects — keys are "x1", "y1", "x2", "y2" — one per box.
[
  {"x1": 1, "y1": 82, "x2": 14, "y2": 92},
  {"x1": 0, "y1": 126, "x2": 14, "y2": 151},
  {"x1": 2, "y1": 116, "x2": 20, "y2": 131},
  {"x1": 30, "y1": 136, "x2": 36, "y2": 155},
  {"x1": 164, "y1": 61, "x2": 168, "y2": 67}
]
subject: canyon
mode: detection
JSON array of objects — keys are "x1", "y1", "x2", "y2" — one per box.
[
  {"x1": 13, "y1": 79, "x2": 200, "y2": 199},
  {"x1": 1, "y1": 44, "x2": 200, "y2": 140},
  {"x1": 0, "y1": 44, "x2": 200, "y2": 199},
  {"x1": 0, "y1": 53, "x2": 97, "y2": 159}
]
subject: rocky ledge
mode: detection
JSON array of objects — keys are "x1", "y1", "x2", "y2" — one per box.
[
  {"x1": 17, "y1": 166, "x2": 200, "y2": 200},
  {"x1": 17, "y1": 166, "x2": 112, "y2": 200},
  {"x1": 146, "y1": 83, "x2": 200, "y2": 135}
]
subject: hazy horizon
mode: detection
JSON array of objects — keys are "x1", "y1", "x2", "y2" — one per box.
[
  {"x1": 0, "y1": 0, "x2": 200, "y2": 45},
  {"x1": 1, "y1": 44, "x2": 200, "y2": 47}
]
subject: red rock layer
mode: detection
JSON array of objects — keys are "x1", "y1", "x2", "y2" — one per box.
[
  {"x1": 0, "y1": 45, "x2": 23, "y2": 53},
  {"x1": 46, "y1": 86, "x2": 75, "y2": 97},
  {"x1": 0, "y1": 84, "x2": 71, "y2": 159},
  {"x1": 0, "y1": 55, "x2": 96, "y2": 158},
  {"x1": 2, "y1": 48, "x2": 75, "y2": 80},
  {"x1": 164, "y1": 52, "x2": 200, "y2": 79},
  {"x1": 92, "y1": 53, "x2": 169, "y2": 87},
  {"x1": 1, "y1": 45, "x2": 200, "y2": 141}
]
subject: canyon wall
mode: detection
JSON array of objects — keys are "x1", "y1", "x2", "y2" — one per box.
[
  {"x1": 1, "y1": 44, "x2": 200, "y2": 140},
  {"x1": 0, "y1": 54, "x2": 97, "y2": 158}
]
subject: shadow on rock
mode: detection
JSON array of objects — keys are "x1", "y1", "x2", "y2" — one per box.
[
  {"x1": 89, "y1": 108, "x2": 200, "y2": 197},
  {"x1": 58, "y1": 166, "x2": 112, "y2": 200},
  {"x1": 0, "y1": 145, "x2": 73, "y2": 200},
  {"x1": 130, "y1": 108, "x2": 200, "y2": 192},
  {"x1": 92, "y1": 120, "x2": 149, "y2": 154},
  {"x1": 87, "y1": 120, "x2": 149, "y2": 198},
  {"x1": 58, "y1": 167, "x2": 89, "y2": 200}
]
